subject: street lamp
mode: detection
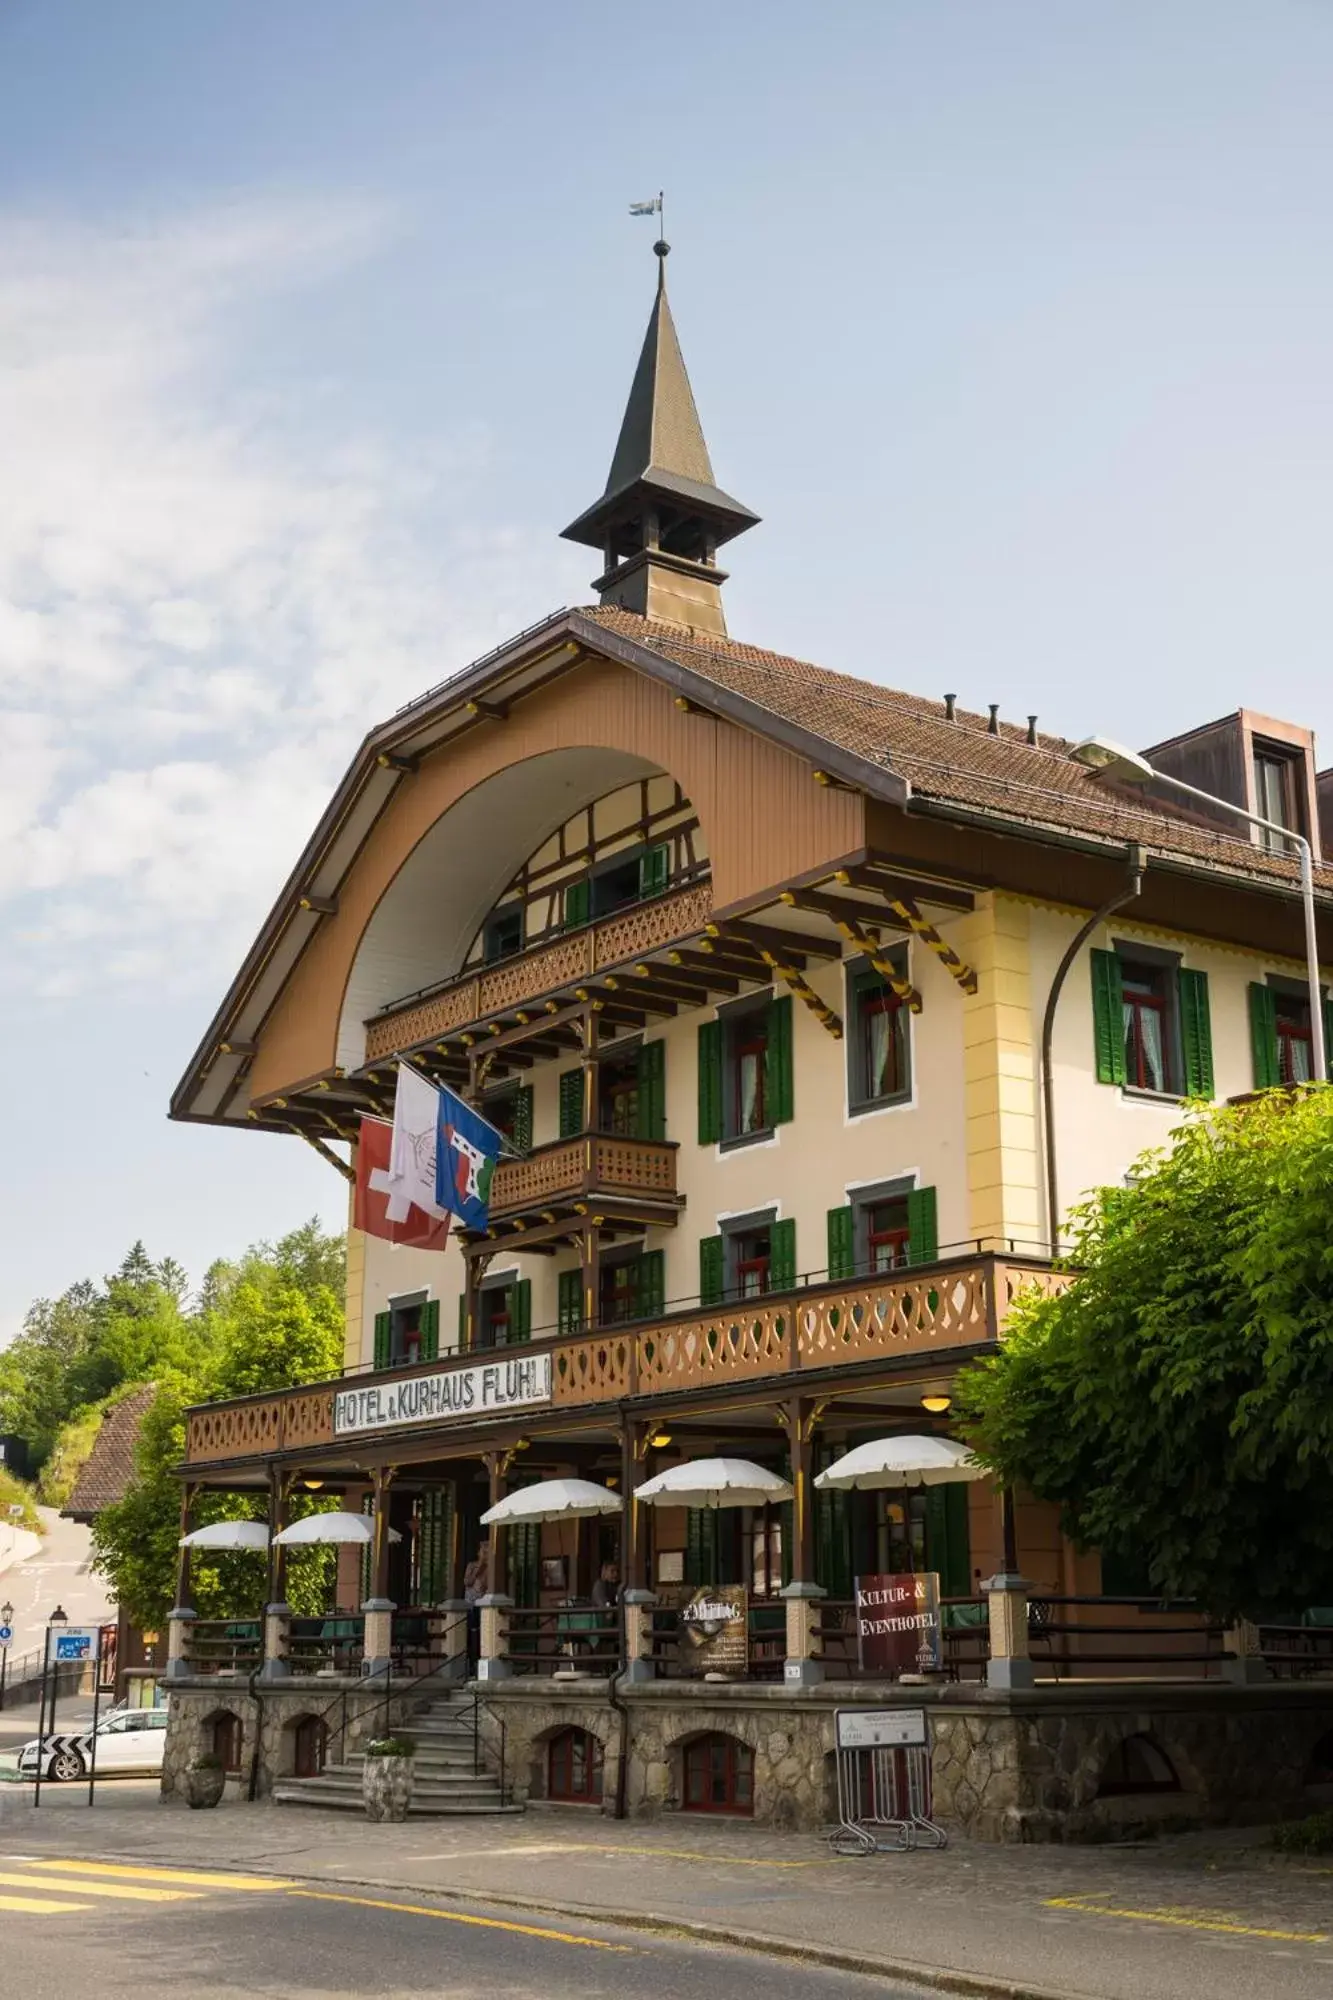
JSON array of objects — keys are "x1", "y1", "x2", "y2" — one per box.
[
  {"x1": 0, "y1": 1599, "x2": 12, "y2": 1712},
  {"x1": 1073, "y1": 735, "x2": 1327, "y2": 1084}
]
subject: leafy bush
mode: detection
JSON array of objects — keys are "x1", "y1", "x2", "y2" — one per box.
[
  {"x1": 364, "y1": 1736, "x2": 415, "y2": 1758},
  {"x1": 1271, "y1": 1811, "x2": 1333, "y2": 1855},
  {"x1": 187, "y1": 1753, "x2": 223, "y2": 1771},
  {"x1": 0, "y1": 1469, "x2": 40, "y2": 1534}
]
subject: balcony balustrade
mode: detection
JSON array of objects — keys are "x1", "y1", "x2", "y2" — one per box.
[
  {"x1": 487, "y1": 1132, "x2": 679, "y2": 1222},
  {"x1": 182, "y1": 1252, "x2": 1068, "y2": 1468}
]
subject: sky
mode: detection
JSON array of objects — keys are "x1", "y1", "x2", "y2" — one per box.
[{"x1": 3, "y1": 1, "x2": 1333, "y2": 1340}]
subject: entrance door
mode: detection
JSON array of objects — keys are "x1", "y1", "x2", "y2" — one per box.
[{"x1": 293, "y1": 1716, "x2": 327, "y2": 1779}]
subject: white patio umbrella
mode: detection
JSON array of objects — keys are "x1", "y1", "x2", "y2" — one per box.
[
  {"x1": 272, "y1": 1511, "x2": 403, "y2": 1547},
  {"x1": 482, "y1": 1478, "x2": 621, "y2": 1527},
  {"x1": 814, "y1": 1435, "x2": 985, "y2": 1492},
  {"x1": 634, "y1": 1457, "x2": 794, "y2": 1509},
  {"x1": 178, "y1": 1520, "x2": 270, "y2": 1552}
]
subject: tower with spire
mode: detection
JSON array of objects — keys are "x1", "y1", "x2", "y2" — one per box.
[{"x1": 562, "y1": 239, "x2": 758, "y2": 637}]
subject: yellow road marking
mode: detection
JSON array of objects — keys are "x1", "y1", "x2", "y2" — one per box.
[
  {"x1": 289, "y1": 1887, "x2": 631, "y2": 1951},
  {"x1": 24, "y1": 1859, "x2": 293, "y2": 1892},
  {"x1": 0, "y1": 1870, "x2": 199, "y2": 1903},
  {"x1": 1044, "y1": 1895, "x2": 1327, "y2": 1943},
  {"x1": 0, "y1": 1892, "x2": 94, "y2": 1914}
]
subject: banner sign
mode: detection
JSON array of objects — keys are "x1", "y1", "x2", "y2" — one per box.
[
  {"x1": 679, "y1": 1584, "x2": 749, "y2": 1673},
  {"x1": 835, "y1": 1707, "x2": 928, "y2": 1751},
  {"x1": 47, "y1": 1625, "x2": 100, "y2": 1665},
  {"x1": 855, "y1": 1572, "x2": 942, "y2": 1676},
  {"x1": 334, "y1": 1352, "x2": 552, "y2": 1436}
]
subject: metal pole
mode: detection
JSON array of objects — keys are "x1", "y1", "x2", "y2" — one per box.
[
  {"x1": 1142, "y1": 768, "x2": 1326, "y2": 1083},
  {"x1": 0, "y1": 1648, "x2": 7, "y2": 1712},
  {"x1": 87, "y1": 1635, "x2": 103, "y2": 1807},
  {"x1": 32, "y1": 1642, "x2": 48, "y2": 1810}
]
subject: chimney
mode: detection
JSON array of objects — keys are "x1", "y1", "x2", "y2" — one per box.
[
  {"x1": 944, "y1": 693, "x2": 957, "y2": 721},
  {"x1": 1027, "y1": 715, "x2": 1038, "y2": 745},
  {"x1": 988, "y1": 705, "x2": 1000, "y2": 736}
]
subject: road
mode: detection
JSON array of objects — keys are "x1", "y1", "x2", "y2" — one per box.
[
  {"x1": 0, "y1": 1852, "x2": 929, "y2": 2000},
  {"x1": 2, "y1": 1507, "x2": 113, "y2": 1659}
]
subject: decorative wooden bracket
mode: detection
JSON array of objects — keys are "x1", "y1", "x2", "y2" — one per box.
[
  {"x1": 756, "y1": 948, "x2": 843, "y2": 1040},
  {"x1": 283, "y1": 1125, "x2": 355, "y2": 1183},
  {"x1": 778, "y1": 889, "x2": 923, "y2": 1013},
  {"x1": 885, "y1": 896, "x2": 978, "y2": 994}
]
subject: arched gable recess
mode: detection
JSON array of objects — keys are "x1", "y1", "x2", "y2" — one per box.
[
  {"x1": 248, "y1": 656, "x2": 864, "y2": 1103},
  {"x1": 336, "y1": 746, "x2": 658, "y2": 1074}
]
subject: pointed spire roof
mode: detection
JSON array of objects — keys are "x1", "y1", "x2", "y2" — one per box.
[{"x1": 562, "y1": 245, "x2": 758, "y2": 550}]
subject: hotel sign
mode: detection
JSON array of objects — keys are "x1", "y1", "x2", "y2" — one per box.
[
  {"x1": 855, "y1": 1572, "x2": 943, "y2": 1677},
  {"x1": 333, "y1": 1352, "x2": 552, "y2": 1436}
]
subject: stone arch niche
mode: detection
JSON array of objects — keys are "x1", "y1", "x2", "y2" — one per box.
[
  {"x1": 204, "y1": 1707, "x2": 244, "y2": 1775},
  {"x1": 335, "y1": 747, "x2": 662, "y2": 1075}
]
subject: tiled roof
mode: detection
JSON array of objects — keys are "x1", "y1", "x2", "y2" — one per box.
[
  {"x1": 585, "y1": 606, "x2": 1331, "y2": 893},
  {"x1": 64, "y1": 1385, "x2": 156, "y2": 1521}
]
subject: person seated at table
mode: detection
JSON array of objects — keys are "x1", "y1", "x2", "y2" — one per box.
[{"x1": 591, "y1": 1561, "x2": 621, "y2": 1610}]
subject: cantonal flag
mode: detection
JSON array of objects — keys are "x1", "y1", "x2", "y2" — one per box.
[{"x1": 353, "y1": 1116, "x2": 450, "y2": 1250}]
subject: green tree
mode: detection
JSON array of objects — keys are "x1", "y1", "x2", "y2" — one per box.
[
  {"x1": 0, "y1": 1281, "x2": 101, "y2": 1466},
  {"x1": 957, "y1": 1092, "x2": 1333, "y2": 1621}
]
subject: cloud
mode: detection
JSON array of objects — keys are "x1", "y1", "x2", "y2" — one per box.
[{"x1": 0, "y1": 198, "x2": 580, "y2": 1000}]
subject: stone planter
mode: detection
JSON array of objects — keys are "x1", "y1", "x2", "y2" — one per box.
[
  {"x1": 182, "y1": 1761, "x2": 226, "y2": 1810},
  {"x1": 362, "y1": 1750, "x2": 415, "y2": 1823}
]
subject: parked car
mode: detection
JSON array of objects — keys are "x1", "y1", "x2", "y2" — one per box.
[{"x1": 16, "y1": 1705, "x2": 168, "y2": 1780}]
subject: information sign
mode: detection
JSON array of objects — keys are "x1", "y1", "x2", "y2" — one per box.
[
  {"x1": 835, "y1": 1707, "x2": 928, "y2": 1751},
  {"x1": 855, "y1": 1572, "x2": 943, "y2": 1676}
]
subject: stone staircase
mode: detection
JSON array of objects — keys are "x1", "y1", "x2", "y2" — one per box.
[{"x1": 272, "y1": 1689, "x2": 523, "y2": 1817}]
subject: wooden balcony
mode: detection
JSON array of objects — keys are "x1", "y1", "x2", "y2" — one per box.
[
  {"x1": 487, "y1": 1133, "x2": 680, "y2": 1225},
  {"x1": 182, "y1": 1252, "x2": 1070, "y2": 1469},
  {"x1": 364, "y1": 881, "x2": 717, "y2": 1063}
]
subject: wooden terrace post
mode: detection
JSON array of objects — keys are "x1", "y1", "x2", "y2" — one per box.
[
  {"x1": 779, "y1": 1400, "x2": 825, "y2": 1687},
  {"x1": 439, "y1": 1474, "x2": 469, "y2": 1679},
  {"x1": 580, "y1": 1221, "x2": 599, "y2": 1339},
  {"x1": 477, "y1": 1449, "x2": 513, "y2": 1681},
  {"x1": 983, "y1": 1486, "x2": 1034, "y2": 1690},
  {"x1": 261, "y1": 1467, "x2": 293, "y2": 1681},
  {"x1": 362, "y1": 1464, "x2": 396, "y2": 1680},
  {"x1": 621, "y1": 1419, "x2": 656, "y2": 1682},
  {"x1": 580, "y1": 1001, "x2": 600, "y2": 1137},
  {"x1": 165, "y1": 1482, "x2": 198, "y2": 1681}
]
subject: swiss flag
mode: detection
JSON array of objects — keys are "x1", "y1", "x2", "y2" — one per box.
[{"x1": 353, "y1": 1116, "x2": 450, "y2": 1250}]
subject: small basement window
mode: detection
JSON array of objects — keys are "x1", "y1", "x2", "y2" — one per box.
[
  {"x1": 1096, "y1": 1734, "x2": 1180, "y2": 1797},
  {"x1": 683, "y1": 1733, "x2": 754, "y2": 1815},
  {"x1": 548, "y1": 1727, "x2": 604, "y2": 1803}
]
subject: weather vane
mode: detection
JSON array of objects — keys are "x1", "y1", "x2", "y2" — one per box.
[{"x1": 629, "y1": 190, "x2": 668, "y2": 262}]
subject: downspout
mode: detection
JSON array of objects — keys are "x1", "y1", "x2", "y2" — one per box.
[
  {"x1": 608, "y1": 1668, "x2": 630, "y2": 1821},
  {"x1": 245, "y1": 1666, "x2": 266, "y2": 1803},
  {"x1": 1040, "y1": 846, "x2": 1144, "y2": 1255}
]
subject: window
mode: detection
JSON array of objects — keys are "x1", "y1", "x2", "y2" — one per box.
[
  {"x1": 847, "y1": 956, "x2": 911, "y2": 1111},
  {"x1": 1091, "y1": 950, "x2": 1214, "y2": 1099},
  {"x1": 1097, "y1": 1734, "x2": 1180, "y2": 1797},
  {"x1": 1276, "y1": 994, "x2": 1314, "y2": 1085},
  {"x1": 373, "y1": 1297, "x2": 440, "y2": 1370},
  {"x1": 827, "y1": 1186, "x2": 938, "y2": 1280},
  {"x1": 698, "y1": 997, "x2": 793, "y2": 1147},
  {"x1": 484, "y1": 1084, "x2": 532, "y2": 1154},
  {"x1": 476, "y1": 1278, "x2": 529, "y2": 1349},
  {"x1": 483, "y1": 907, "x2": 523, "y2": 964},
  {"x1": 548, "y1": 1727, "x2": 604, "y2": 1803},
  {"x1": 1249, "y1": 981, "x2": 1326, "y2": 1090},
  {"x1": 1253, "y1": 746, "x2": 1302, "y2": 853},
  {"x1": 683, "y1": 1733, "x2": 754, "y2": 1814},
  {"x1": 1121, "y1": 961, "x2": 1174, "y2": 1094},
  {"x1": 597, "y1": 1249, "x2": 664, "y2": 1326},
  {"x1": 599, "y1": 1053, "x2": 640, "y2": 1136},
  {"x1": 210, "y1": 1712, "x2": 242, "y2": 1774},
  {"x1": 750, "y1": 1512, "x2": 785, "y2": 1599},
  {"x1": 701, "y1": 1214, "x2": 796, "y2": 1305}
]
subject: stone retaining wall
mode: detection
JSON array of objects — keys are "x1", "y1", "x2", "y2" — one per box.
[{"x1": 160, "y1": 1680, "x2": 420, "y2": 1800}]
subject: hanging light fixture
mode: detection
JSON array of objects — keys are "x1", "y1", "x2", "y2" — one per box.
[
  {"x1": 920, "y1": 1393, "x2": 952, "y2": 1415},
  {"x1": 649, "y1": 1430, "x2": 673, "y2": 1448}
]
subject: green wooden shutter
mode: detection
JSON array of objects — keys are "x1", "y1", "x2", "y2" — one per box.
[
  {"x1": 564, "y1": 879, "x2": 590, "y2": 930},
  {"x1": 1248, "y1": 982, "x2": 1279, "y2": 1089},
  {"x1": 1177, "y1": 967, "x2": 1214, "y2": 1099},
  {"x1": 637, "y1": 1039, "x2": 666, "y2": 1140},
  {"x1": 511, "y1": 1085, "x2": 533, "y2": 1154},
  {"x1": 697, "y1": 1021, "x2": 722, "y2": 1143},
  {"x1": 827, "y1": 1205, "x2": 855, "y2": 1281},
  {"x1": 458, "y1": 1293, "x2": 469, "y2": 1350},
  {"x1": 510, "y1": 1279, "x2": 531, "y2": 1344},
  {"x1": 769, "y1": 1217, "x2": 797, "y2": 1293},
  {"x1": 418, "y1": 1489, "x2": 451, "y2": 1605},
  {"x1": 639, "y1": 843, "x2": 669, "y2": 899},
  {"x1": 511, "y1": 1520, "x2": 540, "y2": 1607},
  {"x1": 685, "y1": 1507, "x2": 719, "y2": 1586},
  {"x1": 1091, "y1": 948, "x2": 1127, "y2": 1086},
  {"x1": 767, "y1": 993, "x2": 794, "y2": 1125},
  {"x1": 925, "y1": 1483, "x2": 973, "y2": 1599},
  {"x1": 700, "y1": 1234, "x2": 724, "y2": 1307},
  {"x1": 373, "y1": 1310, "x2": 392, "y2": 1371},
  {"x1": 420, "y1": 1299, "x2": 440, "y2": 1362},
  {"x1": 558, "y1": 1069, "x2": 584, "y2": 1138},
  {"x1": 905, "y1": 1185, "x2": 939, "y2": 1265},
  {"x1": 635, "y1": 1249, "x2": 665, "y2": 1319},
  {"x1": 557, "y1": 1268, "x2": 583, "y2": 1336}
]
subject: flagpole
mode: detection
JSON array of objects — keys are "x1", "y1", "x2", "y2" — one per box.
[{"x1": 386, "y1": 1053, "x2": 525, "y2": 1161}]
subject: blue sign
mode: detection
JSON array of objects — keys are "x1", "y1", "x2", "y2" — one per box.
[
  {"x1": 0, "y1": 1624, "x2": 12, "y2": 1645},
  {"x1": 54, "y1": 1633, "x2": 92, "y2": 1662}
]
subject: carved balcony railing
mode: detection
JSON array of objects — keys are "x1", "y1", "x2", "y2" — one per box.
[
  {"x1": 182, "y1": 1252, "x2": 1069, "y2": 1469},
  {"x1": 488, "y1": 1133, "x2": 679, "y2": 1221},
  {"x1": 364, "y1": 881, "x2": 716, "y2": 1061}
]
